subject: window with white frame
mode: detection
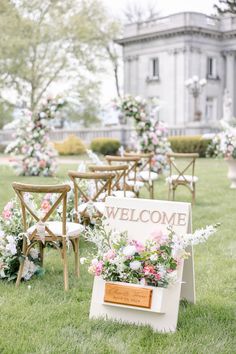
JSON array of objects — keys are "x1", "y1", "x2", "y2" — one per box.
[
  {"x1": 150, "y1": 58, "x2": 159, "y2": 78},
  {"x1": 207, "y1": 57, "x2": 217, "y2": 78}
]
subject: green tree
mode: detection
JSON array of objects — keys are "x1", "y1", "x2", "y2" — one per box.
[
  {"x1": 214, "y1": 0, "x2": 236, "y2": 14},
  {"x1": 0, "y1": 0, "x2": 116, "y2": 116}
]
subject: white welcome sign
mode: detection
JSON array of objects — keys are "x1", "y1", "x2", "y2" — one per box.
[{"x1": 90, "y1": 197, "x2": 195, "y2": 333}]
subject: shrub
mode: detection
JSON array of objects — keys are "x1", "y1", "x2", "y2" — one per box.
[
  {"x1": 54, "y1": 134, "x2": 86, "y2": 155},
  {"x1": 168, "y1": 135, "x2": 212, "y2": 157},
  {"x1": 90, "y1": 138, "x2": 121, "y2": 155}
]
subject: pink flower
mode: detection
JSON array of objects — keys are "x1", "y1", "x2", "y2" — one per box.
[
  {"x1": 154, "y1": 273, "x2": 161, "y2": 280},
  {"x1": 2, "y1": 210, "x2": 12, "y2": 220},
  {"x1": 41, "y1": 200, "x2": 51, "y2": 213},
  {"x1": 143, "y1": 265, "x2": 155, "y2": 275},
  {"x1": 95, "y1": 261, "x2": 103, "y2": 276},
  {"x1": 39, "y1": 160, "x2": 46, "y2": 168},
  {"x1": 103, "y1": 249, "x2": 115, "y2": 261},
  {"x1": 131, "y1": 240, "x2": 145, "y2": 252},
  {"x1": 151, "y1": 229, "x2": 168, "y2": 246}
]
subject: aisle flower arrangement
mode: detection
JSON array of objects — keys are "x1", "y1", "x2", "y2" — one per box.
[
  {"x1": 84, "y1": 221, "x2": 218, "y2": 288},
  {"x1": 5, "y1": 96, "x2": 65, "y2": 176},
  {"x1": 0, "y1": 198, "x2": 41, "y2": 281},
  {"x1": 115, "y1": 95, "x2": 171, "y2": 173},
  {"x1": 207, "y1": 131, "x2": 236, "y2": 159}
]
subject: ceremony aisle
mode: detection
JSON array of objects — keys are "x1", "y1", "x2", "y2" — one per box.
[{"x1": 0, "y1": 159, "x2": 235, "y2": 354}]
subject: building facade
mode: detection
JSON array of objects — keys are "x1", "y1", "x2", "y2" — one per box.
[{"x1": 117, "y1": 12, "x2": 236, "y2": 129}]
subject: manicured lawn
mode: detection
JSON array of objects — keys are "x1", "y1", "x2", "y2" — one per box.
[{"x1": 0, "y1": 159, "x2": 235, "y2": 354}]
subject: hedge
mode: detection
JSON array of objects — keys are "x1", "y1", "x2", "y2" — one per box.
[
  {"x1": 90, "y1": 138, "x2": 121, "y2": 155},
  {"x1": 54, "y1": 134, "x2": 86, "y2": 155},
  {"x1": 168, "y1": 135, "x2": 212, "y2": 157}
]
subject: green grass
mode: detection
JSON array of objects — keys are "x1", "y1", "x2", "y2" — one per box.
[{"x1": 0, "y1": 160, "x2": 236, "y2": 354}]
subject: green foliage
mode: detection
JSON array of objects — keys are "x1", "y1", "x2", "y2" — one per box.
[
  {"x1": 169, "y1": 135, "x2": 212, "y2": 157},
  {"x1": 90, "y1": 137, "x2": 120, "y2": 155},
  {"x1": 0, "y1": 0, "x2": 118, "y2": 111},
  {"x1": 54, "y1": 135, "x2": 86, "y2": 155}
]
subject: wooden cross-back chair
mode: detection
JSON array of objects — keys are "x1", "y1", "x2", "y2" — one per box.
[
  {"x1": 124, "y1": 152, "x2": 158, "y2": 199},
  {"x1": 105, "y1": 155, "x2": 142, "y2": 197},
  {"x1": 166, "y1": 152, "x2": 199, "y2": 204},
  {"x1": 12, "y1": 182, "x2": 84, "y2": 291},
  {"x1": 68, "y1": 171, "x2": 115, "y2": 223},
  {"x1": 88, "y1": 164, "x2": 132, "y2": 198}
]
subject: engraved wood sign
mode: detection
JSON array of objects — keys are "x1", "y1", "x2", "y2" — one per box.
[{"x1": 104, "y1": 283, "x2": 153, "y2": 309}]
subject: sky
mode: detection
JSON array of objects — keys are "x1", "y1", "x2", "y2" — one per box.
[{"x1": 100, "y1": 0, "x2": 218, "y2": 104}]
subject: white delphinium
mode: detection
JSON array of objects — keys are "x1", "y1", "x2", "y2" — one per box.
[{"x1": 171, "y1": 224, "x2": 219, "y2": 256}]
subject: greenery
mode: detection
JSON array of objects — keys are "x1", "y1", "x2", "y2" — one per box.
[
  {"x1": 169, "y1": 135, "x2": 212, "y2": 157},
  {"x1": 0, "y1": 159, "x2": 235, "y2": 353},
  {"x1": 215, "y1": 0, "x2": 236, "y2": 14},
  {"x1": 54, "y1": 135, "x2": 86, "y2": 156},
  {"x1": 0, "y1": 0, "x2": 118, "y2": 129},
  {"x1": 90, "y1": 137, "x2": 121, "y2": 155}
]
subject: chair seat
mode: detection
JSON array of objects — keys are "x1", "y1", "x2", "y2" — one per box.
[
  {"x1": 126, "y1": 180, "x2": 144, "y2": 188},
  {"x1": 27, "y1": 221, "x2": 84, "y2": 238},
  {"x1": 139, "y1": 171, "x2": 159, "y2": 182},
  {"x1": 166, "y1": 175, "x2": 198, "y2": 184},
  {"x1": 112, "y1": 190, "x2": 136, "y2": 198},
  {"x1": 78, "y1": 201, "x2": 105, "y2": 215}
]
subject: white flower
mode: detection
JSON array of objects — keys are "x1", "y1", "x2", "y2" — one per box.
[
  {"x1": 80, "y1": 257, "x2": 86, "y2": 265},
  {"x1": 123, "y1": 245, "x2": 136, "y2": 257},
  {"x1": 39, "y1": 112, "x2": 46, "y2": 118},
  {"x1": 91, "y1": 258, "x2": 98, "y2": 266},
  {"x1": 29, "y1": 248, "x2": 39, "y2": 260},
  {"x1": 150, "y1": 254, "x2": 158, "y2": 262},
  {"x1": 5, "y1": 236, "x2": 17, "y2": 255},
  {"x1": 166, "y1": 270, "x2": 178, "y2": 284},
  {"x1": 129, "y1": 260, "x2": 141, "y2": 271},
  {"x1": 22, "y1": 258, "x2": 37, "y2": 280}
]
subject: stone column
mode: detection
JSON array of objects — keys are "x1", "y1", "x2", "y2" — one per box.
[{"x1": 225, "y1": 50, "x2": 235, "y2": 114}]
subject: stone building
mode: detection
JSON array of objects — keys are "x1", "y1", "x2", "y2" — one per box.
[{"x1": 117, "y1": 12, "x2": 236, "y2": 131}]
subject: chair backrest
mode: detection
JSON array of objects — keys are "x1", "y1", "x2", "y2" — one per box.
[
  {"x1": 124, "y1": 152, "x2": 154, "y2": 176},
  {"x1": 88, "y1": 164, "x2": 128, "y2": 194},
  {"x1": 12, "y1": 182, "x2": 70, "y2": 241},
  {"x1": 166, "y1": 152, "x2": 199, "y2": 183},
  {"x1": 105, "y1": 155, "x2": 140, "y2": 182},
  {"x1": 68, "y1": 171, "x2": 115, "y2": 221}
]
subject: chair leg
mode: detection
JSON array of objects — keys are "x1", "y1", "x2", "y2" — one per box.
[
  {"x1": 39, "y1": 241, "x2": 44, "y2": 267},
  {"x1": 75, "y1": 238, "x2": 80, "y2": 278},
  {"x1": 172, "y1": 187, "x2": 176, "y2": 201},
  {"x1": 192, "y1": 184, "x2": 196, "y2": 204},
  {"x1": 150, "y1": 182, "x2": 154, "y2": 199},
  {"x1": 61, "y1": 238, "x2": 69, "y2": 291},
  {"x1": 168, "y1": 185, "x2": 171, "y2": 200},
  {"x1": 16, "y1": 238, "x2": 27, "y2": 287}
]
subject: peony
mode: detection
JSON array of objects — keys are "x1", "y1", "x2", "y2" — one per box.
[
  {"x1": 123, "y1": 245, "x2": 136, "y2": 257},
  {"x1": 130, "y1": 260, "x2": 141, "y2": 271}
]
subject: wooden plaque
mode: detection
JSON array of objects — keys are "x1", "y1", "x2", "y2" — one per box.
[{"x1": 104, "y1": 283, "x2": 153, "y2": 309}]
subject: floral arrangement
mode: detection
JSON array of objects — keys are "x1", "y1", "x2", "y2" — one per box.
[
  {"x1": 115, "y1": 95, "x2": 171, "y2": 173},
  {"x1": 207, "y1": 130, "x2": 236, "y2": 159},
  {"x1": 0, "y1": 199, "x2": 41, "y2": 281},
  {"x1": 84, "y1": 222, "x2": 218, "y2": 288},
  {"x1": 5, "y1": 96, "x2": 65, "y2": 176}
]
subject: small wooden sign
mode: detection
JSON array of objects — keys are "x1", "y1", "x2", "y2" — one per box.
[{"x1": 104, "y1": 283, "x2": 153, "y2": 309}]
